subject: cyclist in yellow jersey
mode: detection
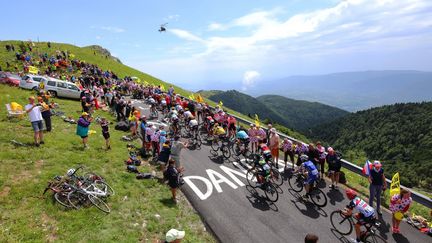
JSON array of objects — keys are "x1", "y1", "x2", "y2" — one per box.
[{"x1": 212, "y1": 123, "x2": 226, "y2": 137}]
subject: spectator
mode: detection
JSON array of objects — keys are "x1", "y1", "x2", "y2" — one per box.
[
  {"x1": 256, "y1": 125, "x2": 267, "y2": 144},
  {"x1": 304, "y1": 234, "x2": 319, "y2": 243},
  {"x1": 37, "y1": 96, "x2": 52, "y2": 132},
  {"x1": 390, "y1": 188, "x2": 412, "y2": 233},
  {"x1": 164, "y1": 159, "x2": 180, "y2": 203},
  {"x1": 307, "y1": 143, "x2": 320, "y2": 171},
  {"x1": 268, "y1": 128, "x2": 280, "y2": 168},
  {"x1": 266, "y1": 123, "x2": 273, "y2": 145},
  {"x1": 76, "y1": 112, "x2": 92, "y2": 149},
  {"x1": 368, "y1": 161, "x2": 387, "y2": 215},
  {"x1": 25, "y1": 96, "x2": 44, "y2": 146},
  {"x1": 129, "y1": 110, "x2": 139, "y2": 137},
  {"x1": 316, "y1": 142, "x2": 326, "y2": 178},
  {"x1": 248, "y1": 124, "x2": 258, "y2": 153},
  {"x1": 326, "y1": 147, "x2": 341, "y2": 189},
  {"x1": 100, "y1": 118, "x2": 111, "y2": 150},
  {"x1": 158, "y1": 140, "x2": 171, "y2": 171},
  {"x1": 170, "y1": 136, "x2": 188, "y2": 173},
  {"x1": 164, "y1": 228, "x2": 185, "y2": 243},
  {"x1": 282, "y1": 138, "x2": 295, "y2": 170}
]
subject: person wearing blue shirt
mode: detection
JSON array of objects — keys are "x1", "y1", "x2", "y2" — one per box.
[{"x1": 299, "y1": 154, "x2": 319, "y2": 199}]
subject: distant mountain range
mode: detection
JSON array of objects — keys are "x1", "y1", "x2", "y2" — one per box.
[
  {"x1": 246, "y1": 70, "x2": 432, "y2": 111},
  {"x1": 311, "y1": 102, "x2": 432, "y2": 189},
  {"x1": 198, "y1": 90, "x2": 349, "y2": 134}
]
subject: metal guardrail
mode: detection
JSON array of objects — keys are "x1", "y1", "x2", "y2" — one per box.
[{"x1": 175, "y1": 94, "x2": 432, "y2": 209}]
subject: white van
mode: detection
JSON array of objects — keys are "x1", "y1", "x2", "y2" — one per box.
[{"x1": 43, "y1": 78, "x2": 81, "y2": 99}]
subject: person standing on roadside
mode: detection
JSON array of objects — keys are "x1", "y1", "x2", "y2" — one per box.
[
  {"x1": 268, "y1": 128, "x2": 280, "y2": 168},
  {"x1": 282, "y1": 138, "x2": 295, "y2": 170},
  {"x1": 390, "y1": 188, "x2": 412, "y2": 233},
  {"x1": 369, "y1": 160, "x2": 387, "y2": 215},
  {"x1": 316, "y1": 142, "x2": 326, "y2": 179},
  {"x1": 170, "y1": 136, "x2": 188, "y2": 173},
  {"x1": 76, "y1": 112, "x2": 93, "y2": 149},
  {"x1": 164, "y1": 159, "x2": 180, "y2": 203},
  {"x1": 25, "y1": 96, "x2": 44, "y2": 146},
  {"x1": 326, "y1": 147, "x2": 341, "y2": 189},
  {"x1": 37, "y1": 96, "x2": 52, "y2": 132}
]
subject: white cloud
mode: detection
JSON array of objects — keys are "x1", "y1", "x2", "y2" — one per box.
[
  {"x1": 169, "y1": 29, "x2": 204, "y2": 43},
  {"x1": 207, "y1": 23, "x2": 226, "y2": 31},
  {"x1": 165, "y1": 14, "x2": 180, "y2": 22},
  {"x1": 99, "y1": 26, "x2": 125, "y2": 33},
  {"x1": 96, "y1": 36, "x2": 102, "y2": 40},
  {"x1": 242, "y1": 71, "x2": 260, "y2": 91}
]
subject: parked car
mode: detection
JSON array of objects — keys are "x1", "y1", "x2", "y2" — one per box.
[
  {"x1": 19, "y1": 74, "x2": 48, "y2": 90},
  {"x1": 42, "y1": 78, "x2": 81, "y2": 99},
  {"x1": 0, "y1": 72, "x2": 21, "y2": 86}
]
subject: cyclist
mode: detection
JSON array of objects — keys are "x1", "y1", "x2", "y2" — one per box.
[
  {"x1": 212, "y1": 122, "x2": 226, "y2": 138},
  {"x1": 236, "y1": 126, "x2": 250, "y2": 147},
  {"x1": 255, "y1": 157, "x2": 271, "y2": 188},
  {"x1": 343, "y1": 189, "x2": 376, "y2": 243},
  {"x1": 227, "y1": 115, "x2": 237, "y2": 137},
  {"x1": 258, "y1": 142, "x2": 272, "y2": 162},
  {"x1": 189, "y1": 116, "x2": 199, "y2": 138},
  {"x1": 298, "y1": 154, "x2": 319, "y2": 199}
]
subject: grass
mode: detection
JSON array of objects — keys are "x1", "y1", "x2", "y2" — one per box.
[{"x1": 0, "y1": 85, "x2": 215, "y2": 242}]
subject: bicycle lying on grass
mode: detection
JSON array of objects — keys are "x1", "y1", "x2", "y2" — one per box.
[
  {"x1": 43, "y1": 166, "x2": 114, "y2": 213},
  {"x1": 330, "y1": 209, "x2": 387, "y2": 243}
]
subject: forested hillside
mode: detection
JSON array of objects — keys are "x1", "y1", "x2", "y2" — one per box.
[
  {"x1": 257, "y1": 95, "x2": 349, "y2": 133},
  {"x1": 312, "y1": 102, "x2": 432, "y2": 189}
]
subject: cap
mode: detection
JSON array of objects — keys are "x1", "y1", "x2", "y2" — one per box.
[
  {"x1": 82, "y1": 112, "x2": 89, "y2": 116},
  {"x1": 328, "y1": 147, "x2": 334, "y2": 152},
  {"x1": 373, "y1": 160, "x2": 382, "y2": 167},
  {"x1": 166, "y1": 229, "x2": 185, "y2": 242}
]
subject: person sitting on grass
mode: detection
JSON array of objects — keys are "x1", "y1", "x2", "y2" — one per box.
[
  {"x1": 99, "y1": 117, "x2": 111, "y2": 150},
  {"x1": 164, "y1": 159, "x2": 180, "y2": 203},
  {"x1": 76, "y1": 112, "x2": 93, "y2": 149}
]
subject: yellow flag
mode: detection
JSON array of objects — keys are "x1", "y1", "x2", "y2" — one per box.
[
  {"x1": 196, "y1": 94, "x2": 204, "y2": 103},
  {"x1": 160, "y1": 85, "x2": 165, "y2": 91},
  {"x1": 188, "y1": 93, "x2": 195, "y2": 100},
  {"x1": 254, "y1": 114, "x2": 260, "y2": 127},
  {"x1": 144, "y1": 80, "x2": 149, "y2": 86},
  {"x1": 28, "y1": 66, "x2": 39, "y2": 74},
  {"x1": 219, "y1": 101, "x2": 223, "y2": 107},
  {"x1": 69, "y1": 53, "x2": 75, "y2": 58},
  {"x1": 390, "y1": 172, "x2": 400, "y2": 196}
]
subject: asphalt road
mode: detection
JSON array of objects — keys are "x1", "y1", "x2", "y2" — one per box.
[{"x1": 133, "y1": 100, "x2": 430, "y2": 243}]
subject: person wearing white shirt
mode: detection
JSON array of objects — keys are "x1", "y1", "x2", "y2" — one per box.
[{"x1": 25, "y1": 96, "x2": 44, "y2": 146}]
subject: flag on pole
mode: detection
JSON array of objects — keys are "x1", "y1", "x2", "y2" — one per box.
[
  {"x1": 28, "y1": 66, "x2": 39, "y2": 74},
  {"x1": 196, "y1": 94, "x2": 204, "y2": 103},
  {"x1": 390, "y1": 172, "x2": 400, "y2": 196},
  {"x1": 254, "y1": 114, "x2": 260, "y2": 127},
  {"x1": 362, "y1": 160, "x2": 372, "y2": 176},
  {"x1": 69, "y1": 53, "x2": 75, "y2": 58},
  {"x1": 160, "y1": 84, "x2": 165, "y2": 91},
  {"x1": 188, "y1": 93, "x2": 195, "y2": 101}
]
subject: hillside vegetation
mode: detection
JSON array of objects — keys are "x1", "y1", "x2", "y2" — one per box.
[
  {"x1": 199, "y1": 90, "x2": 348, "y2": 134},
  {"x1": 257, "y1": 95, "x2": 348, "y2": 133},
  {"x1": 312, "y1": 102, "x2": 432, "y2": 190}
]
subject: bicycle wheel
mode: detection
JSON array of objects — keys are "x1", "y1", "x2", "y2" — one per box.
[
  {"x1": 363, "y1": 233, "x2": 387, "y2": 243},
  {"x1": 330, "y1": 210, "x2": 353, "y2": 235},
  {"x1": 246, "y1": 168, "x2": 258, "y2": 188},
  {"x1": 67, "y1": 189, "x2": 88, "y2": 210},
  {"x1": 221, "y1": 145, "x2": 231, "y2": 159},
  {"x1": 309, "y1": 187, "x2": 327, "y2": 207},
  {"x1": 211, "y1": 139, "x2": 220, "y2": 152},
  {"x1": 54, "y1": 192, "x2": 71, "y2": 208},
  {"x1": 88, "y1": 194, "x2": 111, "y2": 213},
  {"x1": 270, "y1": 168, "x2": 284, "y2": 186},
  {"x1": 264, "y1": 183, "x2": 279, "y2": 202},
  {"x1": 288, "y1": 173, "x2": 304, "y2": 192},
  {"x1": 233, "y1": 143, "x2": 242, "y2": 156},
  {"x1": 93, "y1": 180, "x2": 115, "y2": 197}
]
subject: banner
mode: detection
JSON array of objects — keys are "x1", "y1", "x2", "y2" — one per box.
[
  {"x1": 254, "y1": 114, "x2": 260, "y2": 127},
  {"x1": 390, "y1": 172, "x2": 400, "y2": 196},
  {"x1": 28, "y1": 66, "x2": 39, "y2": 74}
]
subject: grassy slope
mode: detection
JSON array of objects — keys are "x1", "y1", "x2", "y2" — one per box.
[{"x1": 0, "y1": 85, "x2": 214, "y2": 242}]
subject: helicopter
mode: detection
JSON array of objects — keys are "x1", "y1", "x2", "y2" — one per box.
[{"x1": 158, "y1": 23, "x2": 168, "y2": 32}]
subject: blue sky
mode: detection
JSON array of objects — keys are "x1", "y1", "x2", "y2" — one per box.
[{"x1": 1, "y1": 0, "x2": 431, "y2": 91}]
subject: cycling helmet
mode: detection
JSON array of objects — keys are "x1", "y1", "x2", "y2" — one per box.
[
  {"x1": 346, "y1": 189, "x2": 358, "y2": 200},
  {"x1": 300, "y1": 154, "x2": 309, "y2": 162},
  {"x1": 67, "y1": 168, "x2": 75, "y2": 176},
  {"x1": 160, "y1": 130, "x2": 167, "y2": 136},
  {"x1": 140, "y1": 115, "x2": 147, "y2": 120}
]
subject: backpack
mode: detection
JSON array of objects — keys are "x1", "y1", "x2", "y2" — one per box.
[
  {"x1": 126, "y1": 165, "x2": 139, "y2": 173},
  {"x1": 115, "y1": 121, "x2": 130, "y2": 132},
  {"x1": 339, "y1": 171, "x2": 347, "y2": 184}
]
